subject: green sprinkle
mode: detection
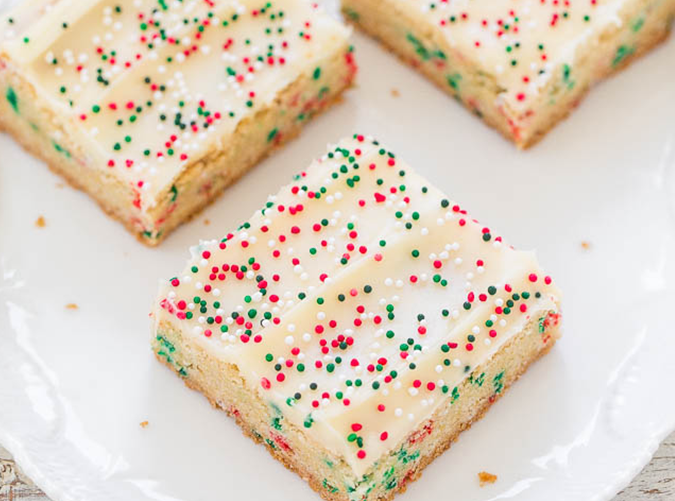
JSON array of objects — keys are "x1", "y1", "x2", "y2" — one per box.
[
  {"x1": 632, "y1": 17, "x2": 644, "y2": 32},
  {"x1": 267, "y1": 127, "x2": 278, "y2": 142},
  {"x1": 447, "y1": 73, "x2": 462, "y2": 91},
  {"x1": 5, "y1": 87, "x2": 18, "y2": 114},
  {"x1": 52, "y1": 141, "x2": 71, "y2": 158},
  {"x1": 612, "y1": 45, "x2": 635, "y2": 67}
]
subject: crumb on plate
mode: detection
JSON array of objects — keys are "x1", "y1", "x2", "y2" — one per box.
[
  {"x1": 140, "y1": 421, "x2": 149, "y2": 428},
  {"x1": 391, "y1": 88, "x2": 400, "y2": 97},
  {"x1": 478, "y1": 471, "x2": 498, "y2": 486},
  {"x1": 65, "y1": 303, "x2": 78, "y2": 310},
  {"x1": 35, "y1": 216, "x2": 46, "y2": 228},
  {"x1": 581, "y1": 241, "x2": 592, "y2": 250}
]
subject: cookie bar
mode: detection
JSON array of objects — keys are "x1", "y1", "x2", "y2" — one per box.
[
  {"x1": 152, "y1": 134, "x2": 562, "y2": 501},
  {"x1": 0, "y1": 0, "x2": 356, "y2": 245},
  {"x1": 342, "y1": 0, "x2": 675, "y2": 148}
]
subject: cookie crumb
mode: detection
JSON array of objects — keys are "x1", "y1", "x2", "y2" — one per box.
[
  {"x1": 140, "y1": 421, "x2": 149, "y2": 428},
  {"x1": 35, "y1": 216, "x2": 46, "y2": 228},
  {"x1": 204, "y1": 219, "x2": 211, "y2": 226},
  {"x1": 581, "y1": 241, "x2": 591, "y2": 250},
  {"x1": 478, "y1": 471, "x2": 497, "y2": 486},
  {"x1": 65, "y1": 303, "x2": 78, "y2": 310},
  {"x1": 391, "y1": 88, "x2": 400, "y2": 97},
  {"x1": 56, "y1": 182, "x2": 65, "y2": 189}
]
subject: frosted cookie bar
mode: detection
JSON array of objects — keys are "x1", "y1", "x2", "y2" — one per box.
[
  {"x1": 0, "y1": 0, "x2": 355, "y2": 245},
  {"x1": 342, "y1": 0, "x2": 675, "y2": 148},
  {"x1": 152, "y1": 134, "x2": 562, "y2": 500}
]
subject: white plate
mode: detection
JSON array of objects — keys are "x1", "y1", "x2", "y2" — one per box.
[{"x1": 1, "y1": 3, "x2": 675, "y2": 500}]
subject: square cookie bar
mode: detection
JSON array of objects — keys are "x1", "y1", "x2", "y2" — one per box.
[
  {"x1": 152, "y1": 134, "x2": 562, "y2": 501},
  {"x1": 0, "y1": 0, "x2": 356, "y2": 245},
  {"x1": 342, "y1": 0, "x2": 675, "y2": 148}
]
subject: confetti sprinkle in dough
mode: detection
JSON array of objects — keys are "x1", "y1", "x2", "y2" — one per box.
[
  {"x1": 152, "y1": 134, "x2": 562, "y2": 501},
  {"x1": 341, "y1": 0, "x2": 675, "y2": 148},
  {"x1": 0, "y1": 0, "x2": 356, "y2": 245}
]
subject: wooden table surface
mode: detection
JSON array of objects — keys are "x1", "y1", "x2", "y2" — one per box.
[{"x1": 1, "y1": 434, "x2": 674, "y2": 500}]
